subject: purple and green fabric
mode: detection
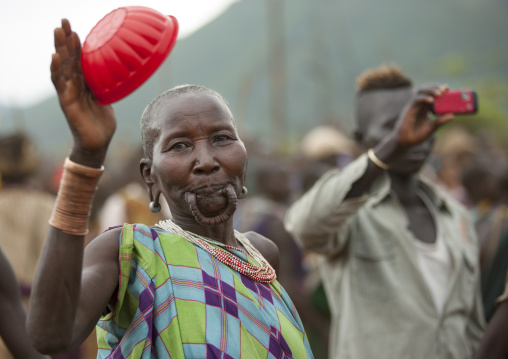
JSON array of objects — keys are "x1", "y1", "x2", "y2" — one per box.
[{"x1": 96, "y1": 223, "x2": 314, "y2": 358}]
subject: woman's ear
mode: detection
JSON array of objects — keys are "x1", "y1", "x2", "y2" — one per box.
[
  {"x1": 140, "y1": 158, "x2": 154, "y2": 190},
  {"x1": 140, "y1": 158, "x2": 162, "y2": 207}
]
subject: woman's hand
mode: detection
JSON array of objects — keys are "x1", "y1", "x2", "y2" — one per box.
[
  {"x1": 51, "y1": 19, "x2": 116, "y2": 167},
  {"x1": 394, "y1": 85, "x2": 454, "y2": 150}
]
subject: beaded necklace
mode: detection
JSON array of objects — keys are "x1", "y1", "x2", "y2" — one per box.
[{"x1": 156, "y1": 219, "x2": 277, "y2": 283}]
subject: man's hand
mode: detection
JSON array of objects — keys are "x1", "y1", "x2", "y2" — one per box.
[{"x1": 394, "y1": 85, "x2": 454, "y2": 150}]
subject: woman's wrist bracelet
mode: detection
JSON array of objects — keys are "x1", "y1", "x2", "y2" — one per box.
[
  {"x1": 367, "y1": 148, "x2": 389, "y2": 170},
  {"x1": 49, "y1": 157, "x2": 104, "y2": 236}
]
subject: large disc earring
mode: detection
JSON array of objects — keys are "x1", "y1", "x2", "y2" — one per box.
[
  {"x1": 238, "y1": 186, "x2": 248, "y2": 199},
  {"x1": 149, "y1": 201, "x2": 161, "y2": 213},
  {"x1": 148, "y1": 185, "x2": 161, "y2": 213}
]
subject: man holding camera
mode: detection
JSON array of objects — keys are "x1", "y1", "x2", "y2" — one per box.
[{"x1": 285, "y1": 65, "x2": 485, "y2": 358}]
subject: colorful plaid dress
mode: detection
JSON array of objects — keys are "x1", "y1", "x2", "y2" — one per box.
[{"x1": 96, "y1": 223, "x2": 313, "y2": 358}]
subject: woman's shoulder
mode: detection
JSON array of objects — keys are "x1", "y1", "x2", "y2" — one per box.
[
  {"x1": 91, "y1": 223, "x2": 158, "y2": 252},
  {"x1": 86, "y1": 226, "x2": 122, "y2": 254},
  {"x1": 243, "y1": 231, "x2": 280, "y2": 272},
  {"x1": 102, "y1": 223, "x2": 161, "y2": 237},
  {"x1": 114, "y1": 222, "x2": 190, "y2": 247}
]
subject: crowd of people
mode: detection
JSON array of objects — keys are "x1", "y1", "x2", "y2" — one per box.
[{"x1": 0, "y1": 15, "x2": 507, "y2": 359}]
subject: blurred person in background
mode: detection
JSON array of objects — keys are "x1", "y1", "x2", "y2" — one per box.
[
  {"x1": 462, "y1": 158, "x2": 508, "y2": 322},
  {"x1": 235, "y1": 157, "x2": 330, "y2": 358},
  {"x1": 461, "y1": 156, "x2": 504, "y2": 271},
  {"x1": 0, "y1": 132, "x2": 57, "y2": 358},
  {"x1": 430, "y1": 126, "x2": 477, "y2": 205},
  {"x1": 474, "y1": 136, "x2": 508, "y2": 358},
  {"x1": 235, "y1": 159, "x2": 298, "y2": 288},
  {"x1": 299, "y1": 125, "x2": 358, "y2": 169},
  {"x1": 0, "y1": 132, "x2": 54, "y2": 300},
  {"x1": 285, "y1": 64, "x2": 485, "y2": 359},
  {"x1": 297, "y1": 125, "x2": 358, "y2": 195},
  {"x1": 0, "y1": 133, "x2": 89, "y2": 359},
  {"x1": 297, "y1": 125, "x2": 359, "y2": 358},
  {"x1": 475, "y1": 272, "x2": 508, "y2": 358}
]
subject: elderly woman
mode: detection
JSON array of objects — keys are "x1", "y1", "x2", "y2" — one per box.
[{"x1": 27, "y1": 19, "x2": 313, "y2": 359}]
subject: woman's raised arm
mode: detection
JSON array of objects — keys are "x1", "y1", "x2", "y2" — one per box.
[{"x1": 27, "y1": 19, "x2": 119, "y2": 354}]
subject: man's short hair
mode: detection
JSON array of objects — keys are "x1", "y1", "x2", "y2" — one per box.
[
  {"x1": 356, "y1": 64, "x2": 412, "y2": 93},
  {"x1": 140, "y1": 85, "x2": 235, "y2": 159}
]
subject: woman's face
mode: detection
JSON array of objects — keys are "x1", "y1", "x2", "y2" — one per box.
[{"x1": 146, "y1": 91, "x2": 247, "y2": 221}]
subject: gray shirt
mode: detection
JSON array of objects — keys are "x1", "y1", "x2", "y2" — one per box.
[{"x1": 285, "y1": 154, "x2": 485, "y2": 359}]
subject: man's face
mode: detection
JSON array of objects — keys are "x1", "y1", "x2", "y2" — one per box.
[{"x1": 356, "y1": 87, "x2": 434, "y2": 174}]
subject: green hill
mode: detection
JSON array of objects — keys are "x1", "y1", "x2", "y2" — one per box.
[{"x1": 2, "y1": 0, "x2": 508, "y2": 158}]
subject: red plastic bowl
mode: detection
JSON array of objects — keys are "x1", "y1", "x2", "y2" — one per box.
[{"x1": 81, "y1": 6, "x2": 178, "y2": 104}]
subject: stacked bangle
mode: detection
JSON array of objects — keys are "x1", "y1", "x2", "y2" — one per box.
[
  {"x1": 367, "y1": 149, "x2": 389, "y2": 170},
  {"x1": 49, "y1": 158, "x2": 104, "y2": 236}
]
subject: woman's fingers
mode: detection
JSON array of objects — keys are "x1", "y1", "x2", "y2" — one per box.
[
  {"x1": 50, "y1": 53, "x2": 63, "y2": 90},
  {"x1": 54, "y1": 26, "x2": 69, "y2": 59},
  {"x1": 52, "y1": 18, "x2": 84, "y2": 95},
  {"x1": 64, "y1": 20, "x2": 77, "y2": 60},
  {"x1": 73, "y1": 32, "x2": 83, "y2": 75},
  {"x1": 61, "y1": 19, "x2": 72, "y2": 36}
]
